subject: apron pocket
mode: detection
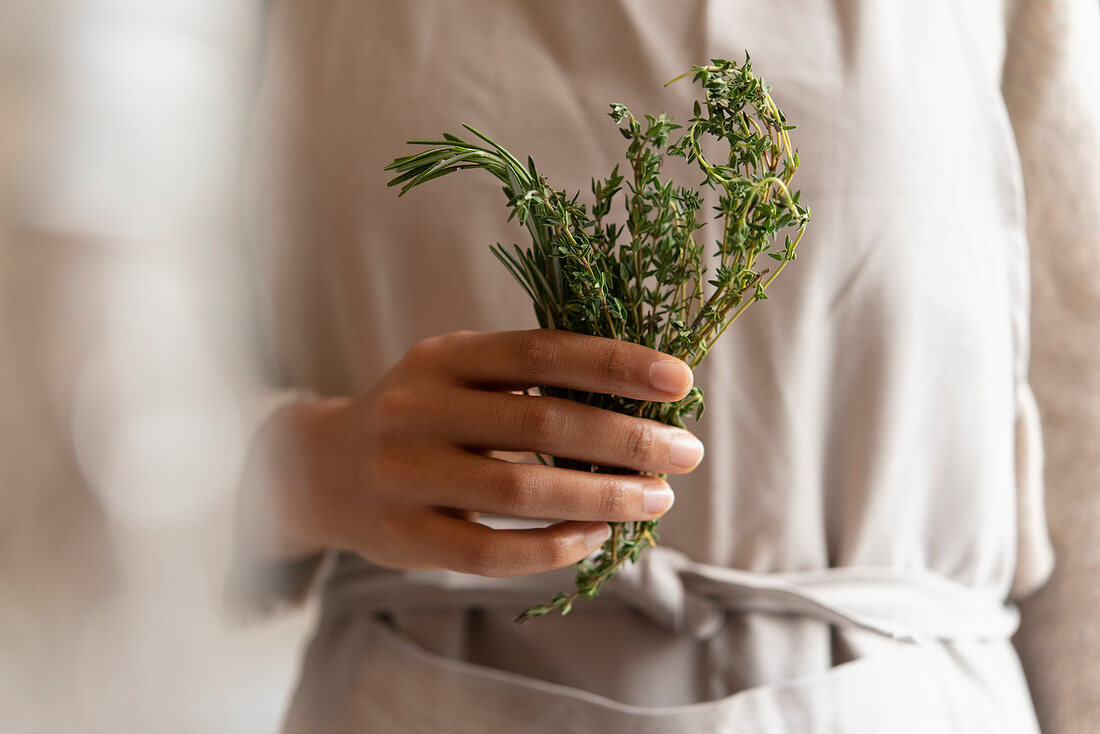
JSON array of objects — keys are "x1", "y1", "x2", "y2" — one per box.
[{"x1": 284, "y1": 614, "x2": 959, "y2": 734}]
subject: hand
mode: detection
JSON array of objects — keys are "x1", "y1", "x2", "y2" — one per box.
[{"x1": 249, "y1": 329, "x2": 703, "y2": 577}]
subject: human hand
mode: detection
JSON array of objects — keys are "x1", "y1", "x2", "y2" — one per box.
[{"x1": 256, "y1": 329, "x2": 703, "y2": 577}]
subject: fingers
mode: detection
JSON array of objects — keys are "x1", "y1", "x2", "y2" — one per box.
[
  {"x1": 428, "y1": 391, "x2": 704, "y2": 475},
  {"x1": 419, "y1": 513, "x2": 613, "y2": 577},
  {"x1": 369, "y1": 328, "x2": 698, "y2": 579},
  {"x1": 422, "y1": 329, "x2": 694, "y2": 402},
  {"x1": 414, "y1": 449, "x2": 675, "y2": 522}
]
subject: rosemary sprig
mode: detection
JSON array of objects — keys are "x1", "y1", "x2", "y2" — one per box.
[{"x1": 385, "y1": 56, "x2": 810, "y2": 623}]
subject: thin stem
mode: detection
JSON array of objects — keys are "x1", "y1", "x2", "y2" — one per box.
[{"x1": 560, "y1": 223, "x2": 620, "y2": 339}]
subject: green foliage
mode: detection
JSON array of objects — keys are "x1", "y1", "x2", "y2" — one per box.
[{"x1": 385, "y1": 56, "x2": 810, "y2": 624}]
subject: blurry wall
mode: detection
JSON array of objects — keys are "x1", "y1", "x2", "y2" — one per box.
[{"x1": 0, "y1": 2, "x2": 313, "y2": 731}]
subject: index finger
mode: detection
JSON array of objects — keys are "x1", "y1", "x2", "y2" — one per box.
[{"x1": 432, "y1": 330, "x2": 694, "y2": 402}]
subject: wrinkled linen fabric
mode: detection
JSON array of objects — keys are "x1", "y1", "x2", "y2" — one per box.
[{"x1": 233, "y1": 0, "x2": 1097, "y2": 731}]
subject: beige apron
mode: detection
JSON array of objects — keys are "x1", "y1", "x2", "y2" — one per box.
[
  {"x1": 281, "y1": 547, "x2": 1032, "y2": 732},
  {"x1": 245, "y1": 0, "x2": 1051, "y2": 730}
]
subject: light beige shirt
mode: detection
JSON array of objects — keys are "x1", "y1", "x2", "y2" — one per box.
[{"x1": 236, "y1": 1, "x2": 1100, "y2": 731}]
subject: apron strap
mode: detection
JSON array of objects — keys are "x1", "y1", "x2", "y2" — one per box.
[{"x1": 319, "y1": 547, "x2": 1019, "y2": 644}]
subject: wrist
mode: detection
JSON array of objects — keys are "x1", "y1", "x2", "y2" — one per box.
[{"x1": 238, "y1": 396, "x2": 352, "y2": 561}]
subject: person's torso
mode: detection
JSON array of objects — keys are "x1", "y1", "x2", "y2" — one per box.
[{"x1": 253, "y1": 3, "x2": 1040, "y2": 729}]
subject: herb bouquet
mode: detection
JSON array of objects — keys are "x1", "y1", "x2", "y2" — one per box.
[{"x1": 385, "y1": 57, "x2": 810, "y2": 623}]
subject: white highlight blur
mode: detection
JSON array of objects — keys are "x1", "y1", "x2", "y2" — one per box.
[
  {"x1": 1, "y1": 0, "x2": 312, "y2": 731},
  {"x1": 69, "y1": 258, "x2": 242, "y2": 527},
  {"x1": 37, "y1": 3, "x2": 245, "y2": 246}
]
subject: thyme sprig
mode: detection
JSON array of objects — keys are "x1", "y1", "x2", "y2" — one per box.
[{"x1": 385, "y1": 56, "x2": 810, "y2": 623}]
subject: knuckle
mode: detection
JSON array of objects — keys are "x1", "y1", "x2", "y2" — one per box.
[
  {"x1": 520, "y1": 401, "x2": 567, "y2": 448},
  {"x1": 368, "y1": 438, "x2": 416, "y2": 488},
  {"x1": 492, "y1": 465, "x2": 544, "y2": 517},
  {"x1": 377, "y1": 509, "x2": 412, "y2": 546},
  {"x1": 597, "y1": 479, "x2": 630, "y2": 518},
  {"x1": 598, "y1": 341, "x2": 633, "y2": 385},
  {"x1": 543, "y1": 534, "x2": 576, "y2": 569},
  {"x1": 462, "y1": 540, "x2": 508, "y2": 577},
  {"x1": 373, "y1": 387, "x2": 419, "y2": 435},
  {"x1": 516, "y1": 330, "x2": 556, "y2": 379},
  {"x1": 623, "y1": 421, "x2": 657, "y2": 465},
  {"x1": 370, "y1": 444, "x2": 404, "y2": 484},
  {"x1": 405, "y1": 336, "x2": 442, "y2": 365},
  {"x1": 405, "y1": 330, "x2": 473, "y2": 369},
  {"x1": 436, "y1": 330, "x2": 477, "y2": 355}
]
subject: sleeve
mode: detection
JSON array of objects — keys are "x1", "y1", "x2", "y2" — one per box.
[
  {"x1": 1001, "y1": 0, "x2": 1100, "y2": 730},
  {"x1": 221, "y1": 3, "x2": 342, "y2": 621},
  {"x1": 223, "y1": 388, "x2": 335, "y2": 621}
]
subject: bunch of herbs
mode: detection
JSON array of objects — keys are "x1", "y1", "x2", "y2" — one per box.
[{"x1": 385, "y1": 56, "x2": 810, "y2": 623}]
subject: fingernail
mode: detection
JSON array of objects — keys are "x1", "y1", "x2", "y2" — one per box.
[
  {"x1": 584, "y1": 522, "x2": 612, "y2": 548},
  {"x1": 643, "y1": 486, "x2": 675, "y2": 514},
  {"x1": 669, "y1": 434, "x2": 704, "y2": 468},
  {"x1": 649, "y1": 360, "x2": 692, "y2": 395}
]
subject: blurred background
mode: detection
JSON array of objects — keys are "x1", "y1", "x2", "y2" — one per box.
[
  {"x1": 0, "y1": 1, "x2": 313, "y2": 731},
  {"x1": 1, "y1": 1, "x2": 1098, "y2": 732}
]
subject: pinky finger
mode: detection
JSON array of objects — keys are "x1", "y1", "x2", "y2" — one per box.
[{"x1": 422, "y1": 514, "x2": 612, "y2": 578}]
